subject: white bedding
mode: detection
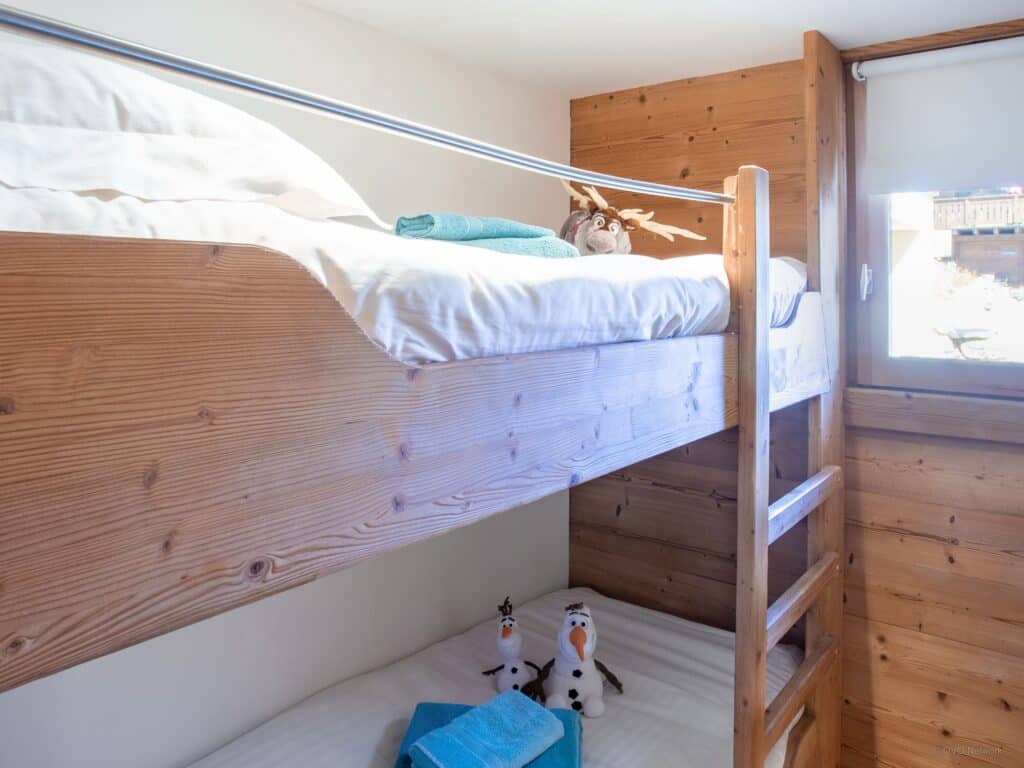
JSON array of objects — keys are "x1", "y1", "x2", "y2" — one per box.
[
  {"x1": 188, "y1": 588, "x2": 801, "y2": 768},
  {"x1": 0, "y1": 188, "x2": 807, "y2": 365}
]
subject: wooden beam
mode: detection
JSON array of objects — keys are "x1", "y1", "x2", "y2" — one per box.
[
  {"x1": 765, "y1": 634, "x2": 840, "y2": 751},
  {"x1": 766, "y1": 551, "x2": 839, "y2": 652},
  {"x1": 768, "y1": 465, "x2": 841, "y2": 544},
  {"x1": 723, "y1": 175, "x2": 739, "y2": 332},
  {"x1": 733, "y1": 164, "x2": 771, "y2": 768},
  {"x1": 845, "y1": 386, "x2": 1024, "y2": 445},
  {"x1": 840, "y1": 18, "x2": 1024, "y2": 63},
  {"x1": 803, "y1": 29, "x2": 847, "y2": 768}
]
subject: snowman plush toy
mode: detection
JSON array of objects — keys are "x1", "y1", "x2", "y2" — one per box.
[
  {"x1": 534, "y1": 602, "x2": 623, "y2": 717},
  {"x1": 482, "y1": 597, "x2": 540, "y2": 693}
]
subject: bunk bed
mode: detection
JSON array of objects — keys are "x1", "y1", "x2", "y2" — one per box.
[{"x1": 0, "y1": 8, "x2": 846, "y2": 768}]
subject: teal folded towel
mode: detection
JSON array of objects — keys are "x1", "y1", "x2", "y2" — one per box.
[
  {"x1": 460, "y1": 236, "x2": 579, "y2": 259},
  {"x1": 396, "y1": 213, "x2": 553, "y2": 241},
  {"x1": 394, "y1": 702, "x2": 581, "y2": 768},
  {"x1": 403, "y1": 691, "x2": 569, "y2": 768}
]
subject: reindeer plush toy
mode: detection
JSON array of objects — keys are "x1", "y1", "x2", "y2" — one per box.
[{"x1": 559, "y1": 180, "x2": 705, "y2": 255}]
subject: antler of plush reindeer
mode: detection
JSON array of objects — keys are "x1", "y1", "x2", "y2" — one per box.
[{"x1": 560, "y1": 180, "x2": 705, "y2": 242}]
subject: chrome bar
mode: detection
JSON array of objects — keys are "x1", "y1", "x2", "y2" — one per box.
[{"x1": 0, "y1": 4, "x2": 734, "y2": 205}]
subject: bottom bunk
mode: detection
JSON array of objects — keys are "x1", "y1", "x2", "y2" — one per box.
[{"x1": 188, "y1": 588, "x2": 805, "y2": 768}]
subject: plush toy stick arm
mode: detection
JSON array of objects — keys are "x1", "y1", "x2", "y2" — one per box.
[
  {"x1": 520, "y1": 659, "x2": 554, "y2": 702},
  {"x1": 595, "y1": 659, "x2": 624, "y2": 694},
  {"x1": 525, "y1": 661, "x2": 543, "y2": 673},
  {"x1": 481, "y1": 664, "x2": 505, "y2": 676}
]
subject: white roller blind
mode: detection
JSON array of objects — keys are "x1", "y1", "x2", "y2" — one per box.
[{"x1": 864, "y1": 45, "x2": 1024, "y2": 194}]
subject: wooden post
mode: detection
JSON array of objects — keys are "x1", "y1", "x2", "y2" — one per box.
[
  {"x1": 732, "y1": 164, "x2": 771, "y2": 768},
  {"x1": 803, "y1": 30, "x2": 846, "y2": 768},
  {"x1": 722, "y1": 174, "x2": 739, "y2": 332}
]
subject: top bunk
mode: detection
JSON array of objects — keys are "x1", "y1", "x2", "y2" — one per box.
[{"x1": 0, "y1": 10, "x2": 834, "y2": 694}]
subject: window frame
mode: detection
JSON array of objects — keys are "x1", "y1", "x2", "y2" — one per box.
[{"x1": 849, "y1": 74, "x2": 1024, "y2": 399}]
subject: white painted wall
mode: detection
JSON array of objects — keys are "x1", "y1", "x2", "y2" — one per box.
[{"x1": 0, "y1": 2, "x2": 569, "y2": 766}]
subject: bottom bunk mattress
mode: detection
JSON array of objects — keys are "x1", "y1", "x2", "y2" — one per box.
[{"x1": 189, "y1": 588, "x2": 802, "y2": 768}]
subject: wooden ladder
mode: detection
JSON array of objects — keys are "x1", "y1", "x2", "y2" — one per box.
[{"x1": 728, "y1": 164, "x2": 845, "y2": 768}]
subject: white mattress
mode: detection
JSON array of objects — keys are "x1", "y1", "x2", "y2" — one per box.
[
  {"x1": 188, "y1": 588, "x2": 801, "y2": 768},
  {"x1": 0, "y1": 188, "x2": 807, "y2": 365}
]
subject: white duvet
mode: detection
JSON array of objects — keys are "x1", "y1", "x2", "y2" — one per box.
[
  {"x1": 188, "y1": 588, "x2": 801, "y2": 768},
  {"x1": 0, "y1": 187, "x2": 806, "y2": 365}
]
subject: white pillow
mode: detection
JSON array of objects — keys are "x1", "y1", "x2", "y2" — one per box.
[{"x1": 0, "y1": 35, "x2": 387, "y2": 227}]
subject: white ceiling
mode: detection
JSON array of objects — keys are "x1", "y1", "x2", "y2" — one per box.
[{"x1": 306, "y1": 0, "x2": 1024, "y2": 96}]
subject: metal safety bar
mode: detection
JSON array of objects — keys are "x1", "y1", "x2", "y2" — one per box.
[{"x1": 0, "y1": 4, "x2": 735, "y2": 205}]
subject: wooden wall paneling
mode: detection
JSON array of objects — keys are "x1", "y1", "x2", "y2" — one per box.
[
  {"x1": 568, "y1": 50, "x2": 815, "y2": 641},
  {"x1": 570, "y1": 405, "x2": 810, "y2": 635},
  {"x1": 843, "y1": 426, "x2": 1024, "y2": 767},
  {"x1": 803, "y1": 29, "x2": 847, "y2": 768},
  {"x1": 570, "y1": 60, "x2": 806, "y2": 258}
]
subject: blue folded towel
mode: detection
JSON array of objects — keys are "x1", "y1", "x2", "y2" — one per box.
[
  {"x1": 394, "y1": 702, "x2": 581, "y2": 768},
  {"x1": 396, "y1": 213, "x2": 553, "y2": 241},
  {"x1": 403, "y1": 691, "x2": 568, "y2": 768},
  {"x1": 460, "y1": 236, "x2": 579, "y2": 259}
]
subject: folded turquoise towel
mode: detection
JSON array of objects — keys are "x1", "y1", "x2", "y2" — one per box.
[
  {"x1": 405, "y1": 691, "x2": 567, "y2": 768},
  {"x1": 396, "y1": 213, "x2": 553, "y2": 241},
  {"x1": 460, "y1": 236, "x2": 579, "y2": 259},
  {"x1": 394, "y1": 702, "x2": 581, "y2": 768}
]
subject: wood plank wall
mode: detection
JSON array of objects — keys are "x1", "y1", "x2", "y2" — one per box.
[
  {"x1": 842, "y1": 426, "x2": 1024, "y2": 768},
  {"x1": 568, "y1": 61, "x2": 811, "y2": 634},
  {"x1": 570, "y1": 60, "x2": 806, "y2": 258}
]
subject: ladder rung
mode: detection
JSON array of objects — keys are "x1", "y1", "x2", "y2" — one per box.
[
  {"x1": 766, "y1": 551, "x2": 840, "y2": 651},
  {"x1": 768, "y1": 465, "x2": 841, "y2": 544},
  {"x1": 764, "y1": 633, "x2": 840, "y2": 751}
]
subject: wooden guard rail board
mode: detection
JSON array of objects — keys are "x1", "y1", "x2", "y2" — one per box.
[{"x1": 0, "y1": 228, "x2": 830, "y2": 693}]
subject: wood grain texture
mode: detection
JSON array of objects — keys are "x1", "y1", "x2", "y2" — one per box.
[
  {"x1": 845, "y1": 386, "x2": 1024, "y2": 446},
  {"x1": 0, "y1": 232, "x2": 830, "y2": 693},
  {"x1": 842, "y1": 426, "x2": 1024, "y2": 767},
  {"x1": 733, "y1": 165, "x2": 771, "y2": 768},
  {"x1": 767, "y1": 550, "x2": 840, "y2": 652},
  {"x1": 769, "y1": 465, "x2": 842, "y2": 544},
  {"x1": 766, "y1": 633, "x2": 841, "y2": 751},
  {"x1": 803, "y1": 29, "x2": 847, "y2": 768},
  {"x1": 840, "y1": 18, "x2": 1024, "y2": 63},
  {"x1": 570, "y1": 60, "x2": 806, "y2": 258}
]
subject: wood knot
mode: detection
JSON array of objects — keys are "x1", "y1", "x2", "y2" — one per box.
[
  {"x1": 405, "y1": 367, "x2": 420, "y2": 382},
  {"x1": 161, "y1": 529, "x2": 178, "y2": 555},
  {"x1": 3, "y1": 636, "x2": 30, "y2": 657},
  {"x1": 391, "y1": 495, "x2": 405, "y2": 513},
  {"x1": 197, "y1": 407, "x2": 216, "y2": 425},
  {"x1": 513, "y1": 393, "x2": 523, "y2": 408},
  {"x1": 245, "y1": 558, "x2": 269, "y2": 581},
  {"x1": 569, "y1": 472, "x2": 581, "y2": 487},
  {"x1": 142, "y1": 462, "x2": 159, "y2": 490},
  {"x1": 397, "y1": 443, "x2": 411, "y2": 462},
  {"x1": 0, "y1": 396, "x2": 14, "y2": 416},
  {"x1": 679, "y1": 167, "x2": 691, "y2": 180}
]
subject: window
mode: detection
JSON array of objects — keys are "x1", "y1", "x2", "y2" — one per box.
[{"x1": 851, "y1": 40, "x2": 1024, "y2": 398}]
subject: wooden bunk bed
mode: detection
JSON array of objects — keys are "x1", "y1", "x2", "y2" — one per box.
[{"x1": 0, "y1": 11, "x2": 846, "y2": 768}]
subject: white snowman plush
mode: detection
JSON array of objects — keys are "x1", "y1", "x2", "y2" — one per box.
[
  {"x1": 540, "y1": 602, "x2": 622, "y2": 717},
  {"x1": 482, "y1": 597, "x2": 539, "y2": 694}
]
